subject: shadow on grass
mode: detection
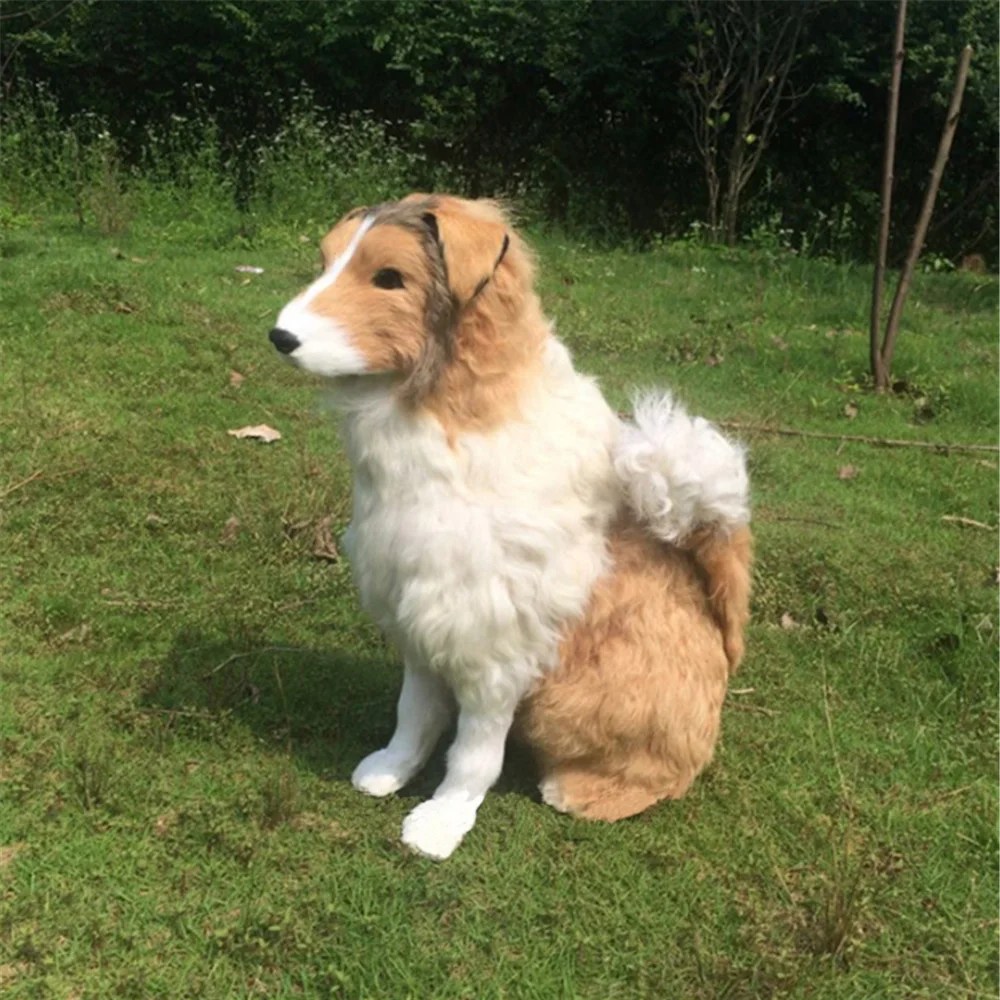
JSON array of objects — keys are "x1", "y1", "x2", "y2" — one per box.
[{"x1": 141, "y1": 630, "x2": 540, "y2": 802}]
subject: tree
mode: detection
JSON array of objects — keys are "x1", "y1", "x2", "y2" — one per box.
[
  {"x1": 871, "y1": 44, "x2": 974, "y2": 390},
  {"x1": 680, "y1": 0, "x2": 808, "y2": 245},
  {"x1": 870, "y1": 0, "x2": 908, "y2": 390}
]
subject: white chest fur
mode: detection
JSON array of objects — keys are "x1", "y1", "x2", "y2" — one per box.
[{"x1": 336, "y1": 339, "x2": 620, "y2": 711}]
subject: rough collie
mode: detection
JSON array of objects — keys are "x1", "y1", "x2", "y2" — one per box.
[{"x1": 268, "y1": 195, "x2": 751, "y2": 860}]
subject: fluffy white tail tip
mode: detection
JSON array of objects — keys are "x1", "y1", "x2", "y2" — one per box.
[{"x1": 614, "y1": 392, "x2": 750, "y2": 543}]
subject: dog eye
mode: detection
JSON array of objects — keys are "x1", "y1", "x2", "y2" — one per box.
[{"x1": 372, "y1": 268, "x2": 405, "y2": 290}]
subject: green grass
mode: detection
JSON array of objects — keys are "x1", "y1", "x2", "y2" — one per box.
[{"x1": 1, "y1": 215, "x2": 997, "y2": 999}]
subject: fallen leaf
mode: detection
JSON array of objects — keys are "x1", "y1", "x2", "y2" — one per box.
[
  {"x1": 705, "y1": 352, "x2": 724, "y2": 366},
  {"x1": 770, "y1": 335, "x2": 789, "y2": 350},
  {"x1": 184, "y1": 760, "x2": 200, "y2": 774},
  {"x1": 146, "y1": 512, "x2": 167, "y2": 527},
  {"x1": 228, "y1": 370, "x2": 245, "y2": 388},
  {"x1": 54, "y1": 623, "x2": 91, "y2": 645},
  {"x1": 313, "y1": 515, "x2": 339, "y2": 562},
  {"x1": 283, "y1": 517, "x2": 312, "y2": 538},
  {"x1": 0, "y1": 843, "x2": 25, "y2": 870},
  {"x1": 129, "y1": 255, "x2": 150, "y2": 264},
  {"x1": 0, "y1": 964, "x2": 28, "y2": 987},
  {"x1": 837, "y1": 465, "x2": 859, "y2": 480},
  {"x1": 780, "y1": 612, "x2": 799, "y2": 630},
  {"x1": 228, "y1": 424, "x2": 281, "y2": 443},
  {"x1": 153, "y1": 811, "x2": 177, "y2": 837},
  {"x1": 843, "y1": 402, "x2": 858, "y2": 419},
  {"x1": 299, "y1": 234, "x2": 311, "y2": 244},
  {"x1": 221, "y1": 516, "x2": 241, "y2": 543},
  {"x1": 113, "y1": 300, "x2": 135, "y2": 314}
]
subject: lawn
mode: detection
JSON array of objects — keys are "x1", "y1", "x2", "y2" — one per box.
[{"x1": 1, "y1": 215, "x2": 997, "y2": 999}]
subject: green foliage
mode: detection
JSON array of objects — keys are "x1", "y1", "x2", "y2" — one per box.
[
  {"x1": 0, "y1": 83, "x2": 421, "y2": 250},
  {"x1": 0, "y1": 0, "x2": 997, "y2": 257},
  {"x1": 249, "y1": 95, "x2": 422, "y2": 230}
]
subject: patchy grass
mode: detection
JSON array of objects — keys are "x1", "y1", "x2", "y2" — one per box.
[{"x1": 1, "y1": 216, "x2": 997, "y2": 999}]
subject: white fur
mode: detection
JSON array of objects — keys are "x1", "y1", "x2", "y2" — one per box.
[
  {"x1": 614, "y1": 392, "x2": 749, "y2": 543},
  {"x1": 276, "y1": 215, "x2": 374, "y2": 377},
  {"x1": 332, "y1": 337, "x2": 620, "y2": 857},
  {"x1": 316, "y1": 341, "x2": 748, "y2": 859},
  {"x1": 351, "y1": 661, "x2": 451, "y2": 796}
]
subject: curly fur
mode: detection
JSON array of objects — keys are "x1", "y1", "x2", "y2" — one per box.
[{"x1": 615, "y1": 392, "x2": 749, "y2": 543}]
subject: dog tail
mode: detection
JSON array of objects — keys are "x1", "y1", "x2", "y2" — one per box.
[
  {"x1": 683, "y1": 524, "x2": 753, "y2": 671},
  {"x1": 614, "y1": 392, "x2": 752, "y2": 671}
]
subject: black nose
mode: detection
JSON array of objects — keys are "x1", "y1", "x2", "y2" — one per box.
[{"x1": 269, "y1": 327, "x2": 300, "y2": 354}]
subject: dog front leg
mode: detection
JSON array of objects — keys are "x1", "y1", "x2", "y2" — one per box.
[
  {"x1": 351, "y1": 660, "x2": 452, "y2": 797},
  {"x1": 401, "y1": 702, "x2": 515, "y2": 860}
]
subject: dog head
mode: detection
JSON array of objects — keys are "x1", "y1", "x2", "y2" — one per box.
[{"x1": 269, "y1": 195, "x2": 536, "y2": 405}]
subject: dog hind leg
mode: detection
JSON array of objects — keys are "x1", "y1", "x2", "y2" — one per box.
[{"x1": 540, "y1": 760, "x2": 693, "y2": 823}]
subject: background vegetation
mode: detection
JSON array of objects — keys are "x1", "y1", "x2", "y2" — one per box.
[{"x1": 2, "y1": 0, "x2": 997, "y2": 260}]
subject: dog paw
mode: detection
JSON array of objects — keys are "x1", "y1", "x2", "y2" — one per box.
[
  {"x1": 401, "y1": 798, "x2": 478, "y2": 861},
  {"x1": 351, "y1": 750, "x2": 411, "y2": 797},
  {"x1": 538, "y1": 775, "x2": 571, "y2": 813}
]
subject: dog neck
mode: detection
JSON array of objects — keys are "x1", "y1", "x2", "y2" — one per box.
[{"x1": 419, "y1": 294, "x2": 550, "y2": 446}]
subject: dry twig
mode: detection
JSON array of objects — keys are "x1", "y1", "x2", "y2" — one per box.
[
  {"x1": 716, "y1": 421, "x2": 998, "y2": 453},
  {"x1": 941, "y1": 515, "x2": 995, "y2": 531},
  {"x1": 0, "y1": 470, "x2": 43, "y2": 499}
]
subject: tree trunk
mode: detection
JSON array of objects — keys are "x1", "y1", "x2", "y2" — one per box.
[
  {"x1": 721, "y1": 181, "x2": 741, "y2": 247},
  {"x1": 879, "y1": 44, "x2": 973, "y2": 382},
  {"x1": 870, "y1": 0, "x2": 907, "y2": 391},
  {"x1": 706, "y1": 162, "x2": 721, "y2": 241}
]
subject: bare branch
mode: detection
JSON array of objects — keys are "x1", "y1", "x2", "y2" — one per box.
[
  {"x1": 880, "y1": 44, "x2": 974, "y2": 378},
  {"x1": 870, "y1": 0, "x2": 908, "y2": 390}
]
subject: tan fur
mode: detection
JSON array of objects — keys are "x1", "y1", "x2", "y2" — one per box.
[
  {"x1": 682, "y1": 525, "x2": 753, "y2": 671},
  {"x1": 312, "y1": 196, "x2": 548, "y2": 443},
  {"x1": 518, "y1": 519, "x2": 753, "y2": 822},
  {"x1": 409, "y1": 195, "x2": 548, "y2": 439},
  {"x1": 312, "y1": 222, "x2": 435, "y2": 374}
]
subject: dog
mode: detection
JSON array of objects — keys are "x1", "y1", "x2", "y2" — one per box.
[{"x1": 268, "y1": 194, "x2": 751, "y2": 860}]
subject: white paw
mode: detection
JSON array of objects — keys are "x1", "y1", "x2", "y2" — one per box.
[
  {"x1": 351, "y1": 749, "x2": 411, "y2": 797},
  {"x1": 539, "y1": 776, "x2": 571, "y2": 813},
  {"x1": 401, "y1": 798, "x2": 479, "y2": 861}
]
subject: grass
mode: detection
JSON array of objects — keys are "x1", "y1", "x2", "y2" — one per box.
[{"x1": 1, "y1": 212, "x2": 997, "y2": 999}]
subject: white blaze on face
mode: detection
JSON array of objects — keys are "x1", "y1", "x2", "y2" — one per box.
[{"x1": 274, "y1": 214, "x2": 374, "y2": 377}]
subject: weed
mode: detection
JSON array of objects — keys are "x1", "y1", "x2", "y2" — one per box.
[
  {"x1": 260, "y1": 762, "x2": 301, "y2": 830},
  {"x1": 68, "y1": 738, "x2": 115, "y2": 812}
]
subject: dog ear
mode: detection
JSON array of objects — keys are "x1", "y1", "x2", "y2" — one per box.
[{"x1": 423, "y1": 201, "x2": 510, "y2": 308}]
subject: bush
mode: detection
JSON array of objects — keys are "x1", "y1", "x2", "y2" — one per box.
[{"x1": 0, "y1": 84, "x2": 424, "y2": 248}]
